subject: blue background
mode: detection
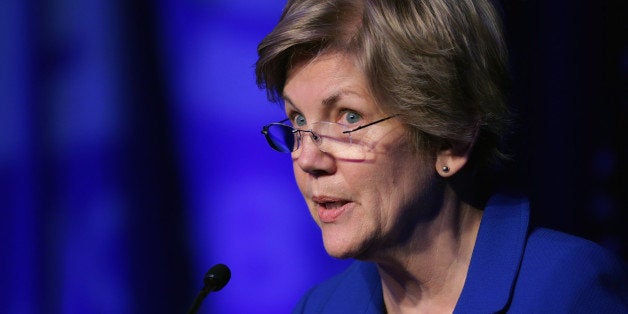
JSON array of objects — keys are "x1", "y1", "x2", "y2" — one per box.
[{"x1": 1, "y1": 0, "x2": 626, "y2": 313}]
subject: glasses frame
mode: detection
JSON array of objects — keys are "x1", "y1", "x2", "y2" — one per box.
[{"x1": 261, "y1": 115, "x2": 397, "y2": 154}]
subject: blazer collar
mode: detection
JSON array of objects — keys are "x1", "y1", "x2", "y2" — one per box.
[
  {"x1": 454, "y1": 194, "x2": 530, "y2": 313},
  {"x1": 320, "y1": 194, "x2": 530, "y2": 313}
]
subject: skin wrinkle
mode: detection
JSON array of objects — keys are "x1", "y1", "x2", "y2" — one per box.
[
  {"x1": 377, "y1": 195, "x2": 481, "y2": 312},
  {"x1": 255, "y1": 1, "x2": 517, "y2": 312},
  {"x1": 282, "y1": 52, "x2": 482, "y2": 313}
]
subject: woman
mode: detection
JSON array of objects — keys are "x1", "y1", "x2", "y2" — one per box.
[{"x1": 256, "y1": 0, "x2": 626, "y2": 312}]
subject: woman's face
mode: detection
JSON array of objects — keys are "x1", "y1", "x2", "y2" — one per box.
[{"x1": 283, "y1": 53, "x2": 440, "y2": 259}]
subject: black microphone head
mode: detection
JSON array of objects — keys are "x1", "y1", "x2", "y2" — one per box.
[{"x1": 203, "y1": 263, "x2": 231, "y2": 292}]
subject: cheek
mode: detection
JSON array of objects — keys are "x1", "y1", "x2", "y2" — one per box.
[
  {"x1": 345, "y1": 160, "x2": 400, "y2": 221},
  {"x1": 292, "y1": 163, "x2": 307, "y2": 193},
  {"x1": 373, "y1": 143, "x2": 432, "y2": 209}
]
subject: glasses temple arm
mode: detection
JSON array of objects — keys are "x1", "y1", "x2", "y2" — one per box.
[{"x1": 342, "y1": 115, "x2": 398, "y2": 134}]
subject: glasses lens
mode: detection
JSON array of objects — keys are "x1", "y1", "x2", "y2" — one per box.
[
  {"x1": 264, "y1": 123, "x2": 296, "y2": 153},
  {"x1": 263, "y1": 117, "x2": 390, "y2": 160},
  {"x1": 309, "y1": 122, "x2": 365, "y2": 160}
]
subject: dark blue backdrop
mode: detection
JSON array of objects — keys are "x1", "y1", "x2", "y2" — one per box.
[{"x1": 1, "y1": 0, "x2": 625, "y2": 313}]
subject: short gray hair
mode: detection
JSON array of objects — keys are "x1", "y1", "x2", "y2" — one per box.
[{"x1": 256, "y1": 0, "x2": 511, "y2": 175}]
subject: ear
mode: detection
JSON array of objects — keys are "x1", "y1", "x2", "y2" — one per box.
[{"x1": 435, "y1": 131, "x2": 478, "y2": 178}]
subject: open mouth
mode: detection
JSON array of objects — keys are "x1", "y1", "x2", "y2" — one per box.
[
  {"x1": 312, "y1": 196, "x2": 350, "y2": 223},
  {"x1": 320, "y1": 200, "x2": 348, "y2": 209}
]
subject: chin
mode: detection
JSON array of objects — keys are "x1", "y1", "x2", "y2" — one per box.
[
  {"x1": 321, "y1": 236, "x2": 358, "y2": 259},
  {"x1": 323, "y1": 246, "x2": 356, "y2": 259},
  {"x1": 322, "y1": 233, "x2": 373, "y2": 260}
]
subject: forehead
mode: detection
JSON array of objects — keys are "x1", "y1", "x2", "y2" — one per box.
[{"x1": 283, "y1": 53, "x2": 374, "y2": 110}]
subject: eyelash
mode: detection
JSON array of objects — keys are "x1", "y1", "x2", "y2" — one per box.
[
  {"x1": 339, "y1": 109, "x2": 363, "y2": 122},
  {"x1": 287, "y1": 111, "x2": 302, "y2": 125},
  {"x1": 287, "y1": 109, "x2": 364, "y2": 124}
]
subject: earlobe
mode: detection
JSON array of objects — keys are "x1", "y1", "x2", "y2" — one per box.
[
  {"x1": 435, "y1": 124, "x2": 479, "y2": 177},
  {"x1": 435, "y1": 140, "x2": 475, "y2": 177}
]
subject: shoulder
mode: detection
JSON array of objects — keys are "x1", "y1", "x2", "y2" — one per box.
[
  {"x1": 511, "y1": 227, "x2": 628, "y2": 312},
  {"x1": 292, "y1": 261, "x2": 383, "y2": 313},
  {"x1": 522, "y1": 227, "x2": 625, "y2": 278}
]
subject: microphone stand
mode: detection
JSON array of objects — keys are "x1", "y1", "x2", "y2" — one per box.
[
  {"x1": 187, "y1": 263, "x2": 231, "y2": 314},
  {"x1": 187, "y1": 287, "x2": 211, "y2": 314}
]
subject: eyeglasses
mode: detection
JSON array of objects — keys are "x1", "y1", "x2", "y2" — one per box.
[{"x1": 261, "y1": 115, "x2": 396, "y2": 160}]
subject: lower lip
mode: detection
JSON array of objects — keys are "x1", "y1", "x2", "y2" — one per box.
[{"x1": 317, "y1": 203, "x2": 350, "y2": 223}]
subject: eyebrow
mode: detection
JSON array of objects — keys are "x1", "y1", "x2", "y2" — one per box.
[
  {"x1": 321, "y1": 92, "x2": 341, "y2": 107},
  {"x1": 283, "y1": 89, "x2": 359, "y2": 110},
  {"x1": 282, "y1": 95, "x2": 298, "y2": 111}
]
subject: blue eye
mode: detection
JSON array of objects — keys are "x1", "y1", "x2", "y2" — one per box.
[
  {"x1": 294, "y1": 114, "x2": 307, "y2": 126},
  {"x1": 344, "y1": 111, "x2": 362, "y2": 124}
]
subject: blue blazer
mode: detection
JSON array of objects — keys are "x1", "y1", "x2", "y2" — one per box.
[{"x1": 293, "y1": 195, "x2": 627, "y2": 313}]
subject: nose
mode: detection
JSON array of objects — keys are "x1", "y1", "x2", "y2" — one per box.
[{"x1": 293, "y1": 132, "x2": 336, "y2": 176}]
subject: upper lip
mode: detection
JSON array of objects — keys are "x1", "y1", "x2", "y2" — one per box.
[{"x1": 312, "y1": 195, "x2": 350, "y2": 205}]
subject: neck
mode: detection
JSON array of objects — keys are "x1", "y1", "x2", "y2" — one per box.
[{"x1": 375, "y1": 188, "x2": 483, "y2": 313}]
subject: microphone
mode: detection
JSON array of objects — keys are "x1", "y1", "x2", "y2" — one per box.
[{"x1": 187, "y1": 263, "x2": 231, "y2": 314}]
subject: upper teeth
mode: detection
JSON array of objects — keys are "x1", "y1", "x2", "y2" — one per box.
[{"x1": 324, "y1": 202, "x2": 343, "y2": 209}]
